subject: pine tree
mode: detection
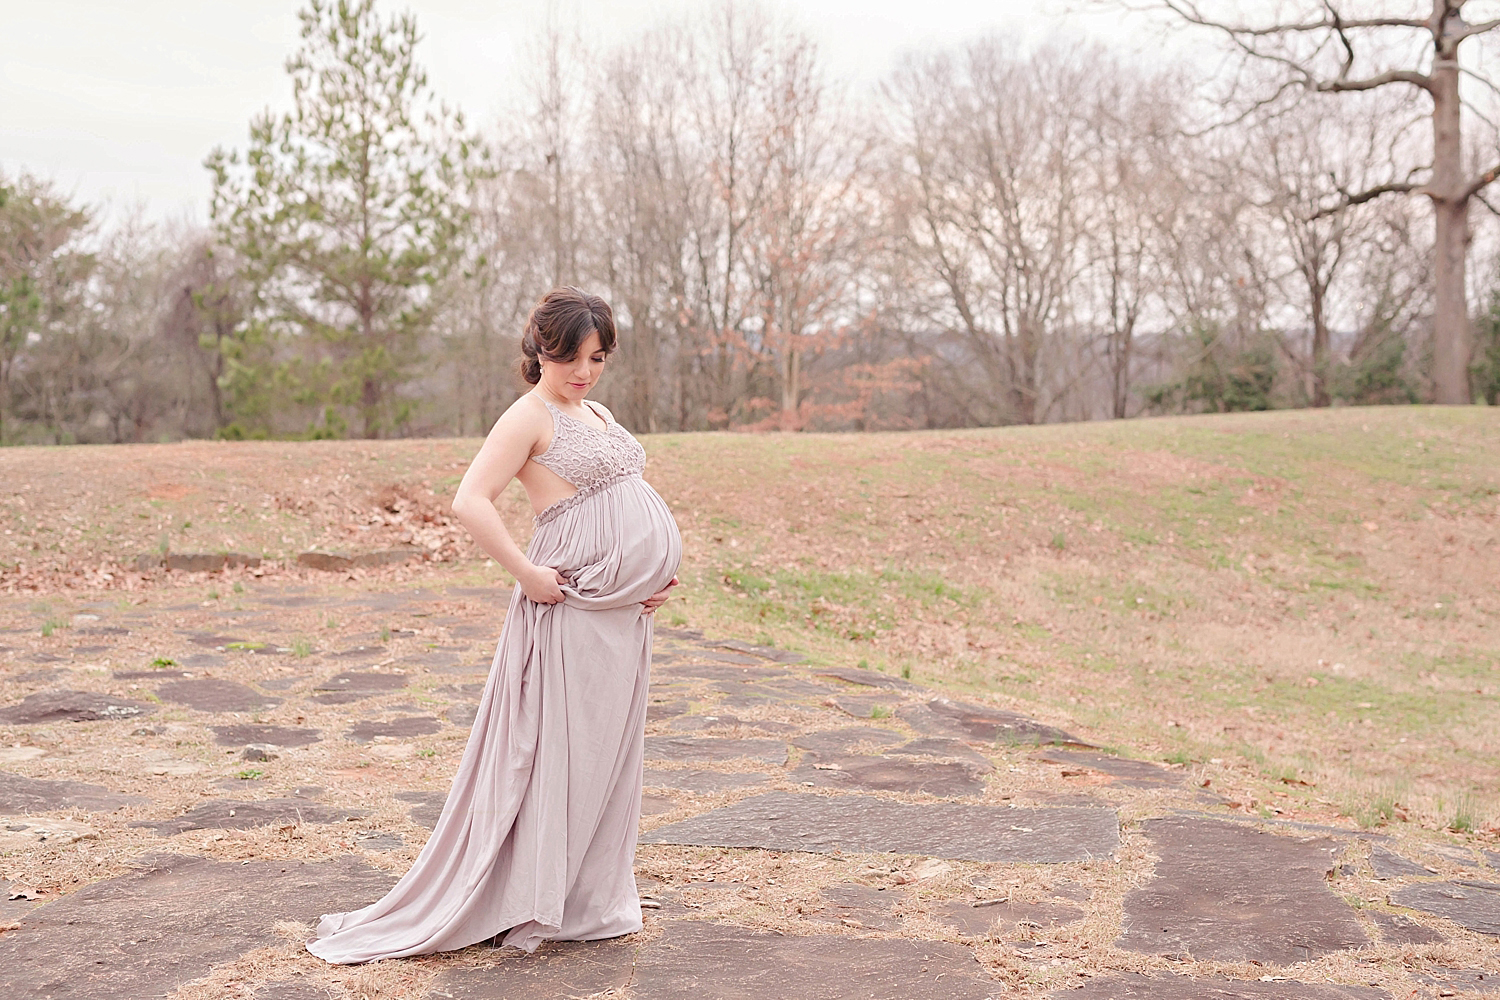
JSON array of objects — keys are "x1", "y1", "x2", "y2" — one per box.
[{"x1": 206, "y1": 0, "x2": 482, "y2": 438}]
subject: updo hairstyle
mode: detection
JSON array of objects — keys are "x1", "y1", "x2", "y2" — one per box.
[{"x1": 519, "y1": 286, "x2": 618, "y2": 385}]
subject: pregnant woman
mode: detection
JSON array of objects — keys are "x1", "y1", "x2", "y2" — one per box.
[{"x1": 308, "y1": 287, "x2": 682, "y2": 963}]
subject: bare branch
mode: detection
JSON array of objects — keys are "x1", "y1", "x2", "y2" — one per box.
[
  {"x1": 1181, "y1": 78, "x2": 1302, "y2": 136},
  {"x1": 1312, "y1": 180, "x2": 1418, "y2": 218},
  {"x1": 1475, "y1": 190, "x2": 1500, "y2": 216},
  {"x1": 1326, "y1": 1, "x2": 1355, "y2": 81},
  {"x1": 1463, "y1": 163, "x2": 1500, "y2": 200},
  {"x1": 1456, "y1": 17, "x2": 1500, "y2": 41},
  {"x1": 1315, "y1": 69, "x2": 1433, "y2": 94},
  {"x1": 1160, "y1": 1, "x2": 1425, "y2": 34}
]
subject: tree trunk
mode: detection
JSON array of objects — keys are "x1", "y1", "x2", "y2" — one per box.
[
  {"x1": 780, "y1": 339, "x2": 799, "y2": 430},
  {"x1": 1310, "y1": 281, "x2": 1330, "y2": 408},
  {"x1": 1429, "y1": 36, "x2": 1472, "y2": 404}
]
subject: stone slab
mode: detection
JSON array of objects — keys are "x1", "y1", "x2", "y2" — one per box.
[
  {"x1": 647, "y1": 700, "x2": 688, "y2": 722},
  {"x1": 210, "y1": 724, "x2": 322, "y2": 748},
  {"x1": 764, "y1": 677, "x2": 841, "y2": 698},
  {"x1": 1118, "y1": 817, "x2": 1367, "y2": 965},
  {"x1": 642, "y1": 769, "x2": 771, "y2": 793},
  {"x1": 314, "y1": 670, "x2": 408, "y2": 694},
  {"x1": 792, "y1": 753, "x2": 988, "y2": 797},
  {"x1": 833, "y1": 694, "x2": 905, "y2": 719},
  {"x1": 1053, "y1": 975, "x2": 1389, "y2": 999},
  {"x1": 156, "y1": 679, "x2": 282, "y2": 712},
  {"x1": 631, "y1": 919, "x2": 1002, "y2": 999},
  {"x1": 716, "y1": 687, "x2": 789, "y2": 709},
  {"x1": 902, "y1": 698, "x2": 1083, "y2": 746},
  {"x1": 1368, "y1": 910, "x2": 1444, "y2": 944},
  {"x1": 346, "y1": 716, "x2": 442, "y2": 743},
  {"x1": 813, "y1": 666, "x2": 920, "y2": 692},
  {"x1": 0, "y1": 772, "x2": 146, "y2": 814},
  {"x1": 655, "y1": 663, "x2": 790, "y2": 683},
  {"x1": 447, "y1": 703, "x2": 479, "y2": 727},
  {"x1": 642, "y1": 790, "x2": 1118, "y2": 862},
  {"x1": 669, "y1": 713, "x2": 798, "y2": 735},
  {"x1": 0, "y1": 853, "x2": 394, "y2": 1000},
  {"x1": 0, "y1": 878, "x2": 48, "y2": 921},
  {"x1": 687, "y1": 650, "x2": 763, "y2": 665},
  {"x1": 707, "y1": 639, "x2": 807, "y2": 663},
  {"x1": 433, "y1": 937, "x2": 637, "y2": 999},
  {"x1": 328, "y1": 645, "x2": 386, "y2": 660},
  {"x1": 1393, "y1": 880, "x2": 1500, "y2": 936},
  {"x1": 641, "y1": 793, "x2": 677, "y2": 816},
  {"x1": 0, "y1": 690, "x2": 155, "y2": 724},
  {"x1": 1369, "y1": 846, "x2": 1431, "y2": 879},
  {"x1": 892, "y1": 738, "x2": 996, "y2": 771},
  {"x1": 0, "y1": 817, "x2": 99, "y2": 850},
  {"x1": 132, "y1": 798, "x2": 364, "y2": 835},
  {"x1": 808, "y1": 883, "x2": 905, "y2": 930},
  {"x1": 1036, "y1": 749, "x2": 1181, "y2": 787},
  {"x1": 792, "y1": 727, "x2": 904, "y2": 753},
  {"x1": 395, "y1": 789, "x2": 446, "y2": 829},
  {"x1": 644, "y1": 736, "x2": 789, "y2": 766},
  {"x1": 1412, "y1": 967, "x2": 1495, "y2": 993}
]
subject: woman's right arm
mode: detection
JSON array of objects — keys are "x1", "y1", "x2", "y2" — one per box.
[{"x1": 451, "y1": 397, "x2": 568, "y2": 604}]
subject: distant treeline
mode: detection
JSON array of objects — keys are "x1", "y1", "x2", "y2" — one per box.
[{"x1": 3, "y1": 0, "x2": 1499, "y2": 445}]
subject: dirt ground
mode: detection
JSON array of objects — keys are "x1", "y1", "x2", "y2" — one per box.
[{"x1": 1, "y1": 405, "x2": 1498, "y2": 997}]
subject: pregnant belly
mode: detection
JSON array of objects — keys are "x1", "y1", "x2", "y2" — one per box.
[{"x1": 527, "y1": 478, "x2": 682, "y2": 610}]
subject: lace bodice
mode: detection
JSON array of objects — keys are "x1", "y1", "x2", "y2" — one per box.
[{"x1": 531, "y1": 401, "x2": 647, "y2": 524}]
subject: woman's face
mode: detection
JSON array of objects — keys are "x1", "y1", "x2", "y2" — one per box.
[{"x1": 539, "y1": 329, "x2": 607, "y2": 401}]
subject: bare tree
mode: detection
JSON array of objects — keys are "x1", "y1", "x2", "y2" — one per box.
[
  {"x1": 1150, "y1": 0, "x2": 1500, "y2": 403},
  {"x1": 886, "y1": 41, "x2": 1096, "y2": 424}
]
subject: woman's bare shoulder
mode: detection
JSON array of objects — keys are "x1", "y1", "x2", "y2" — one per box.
[
  {"x1": 496, "y1": 392, "x2": 551, "y2": 427},
  {"x1": 484, "y1": 392, "x2": 552, "y2": 449}
]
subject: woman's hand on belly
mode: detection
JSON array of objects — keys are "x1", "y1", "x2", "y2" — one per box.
[
  {"x1": 640, "y1": 576, "x2": 679, "y2": 616},
  {"x1": 518, "y1": 563, "x2": 570, "y2": 604}
]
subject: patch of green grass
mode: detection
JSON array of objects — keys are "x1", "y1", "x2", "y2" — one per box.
[
  {"x1": 236, "y1": 769, "x2": 265, "y2": 780},
  {"x1": 380, "y1": 627, "x2": 391, "y2": 643},
  {"x1": 150, "y1": 656, "x2": 177, "y2": 668},
  {"x1": 417, "y1": 748, "x2": 437, "y2": 759},
  {"x1": 225, "y1": 641, "x2": 265, "y2": 652},
  {"x1": 1448, "y1": 794, "x2": 1478, "y2": 834},
  {"x1": 207, "y1": 589, "x2": 219, "y2": 601},
  {"x1": 291, "y1": 637, "x2": 313, "y2": 658},
  {"x1": 1164, "y1": 749, "x2": 1191, "y2": 765},
  {"x1": 40, "y1": 617, "x2": 68, "y2": 637},
  {"x1": 232, "y1": 582, "x2": 244, "y2": 594},
  {"x1": 869, "y1": 704, "x2": 892, "y2": 720},
  {"x1": 1341, "y1": 783, "x2": 1407, "y2": 829}
]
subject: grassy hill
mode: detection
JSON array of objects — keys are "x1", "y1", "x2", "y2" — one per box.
[{"x1": 2, "y1": 405, "x2": 1497, "y2": 838}]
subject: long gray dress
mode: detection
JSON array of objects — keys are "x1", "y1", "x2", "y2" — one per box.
[{"x1": 307, "y1": 400, "x2": 682, "y2": 963}]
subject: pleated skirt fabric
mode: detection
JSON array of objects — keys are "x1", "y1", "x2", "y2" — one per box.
[{"x1": 306, "y1": 475, "x2": 682, "y2": 964}]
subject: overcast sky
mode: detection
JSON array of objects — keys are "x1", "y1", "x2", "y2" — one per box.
[{"x1": 0, "y1": 0, "x2": 1161, "y2": 223}]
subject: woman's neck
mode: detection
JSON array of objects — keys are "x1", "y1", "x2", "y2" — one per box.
[{"x1": 535, "y1": 385, "x2": 588, "y2": 410}]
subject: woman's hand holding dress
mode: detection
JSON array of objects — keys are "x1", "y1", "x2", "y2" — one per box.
[
  {"x1": 640, "y1": 576, "x2": 678, "y2": 615},
  {"x1": 518, "y1": 563, "x2": 570, "y2": 604}
]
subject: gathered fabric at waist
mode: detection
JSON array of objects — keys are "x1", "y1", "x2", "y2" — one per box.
[{"x1": 533, "y1": 471, "x2": 642, "y2": 527}]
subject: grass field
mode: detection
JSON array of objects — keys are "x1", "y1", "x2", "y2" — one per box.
[{"x1": 3, "y1": 404, "x2": 1498, "y2": 843}]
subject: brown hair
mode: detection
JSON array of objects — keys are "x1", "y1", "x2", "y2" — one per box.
[{"x1": 518, "y1": 286, "x2": 617, "y2": 385}]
